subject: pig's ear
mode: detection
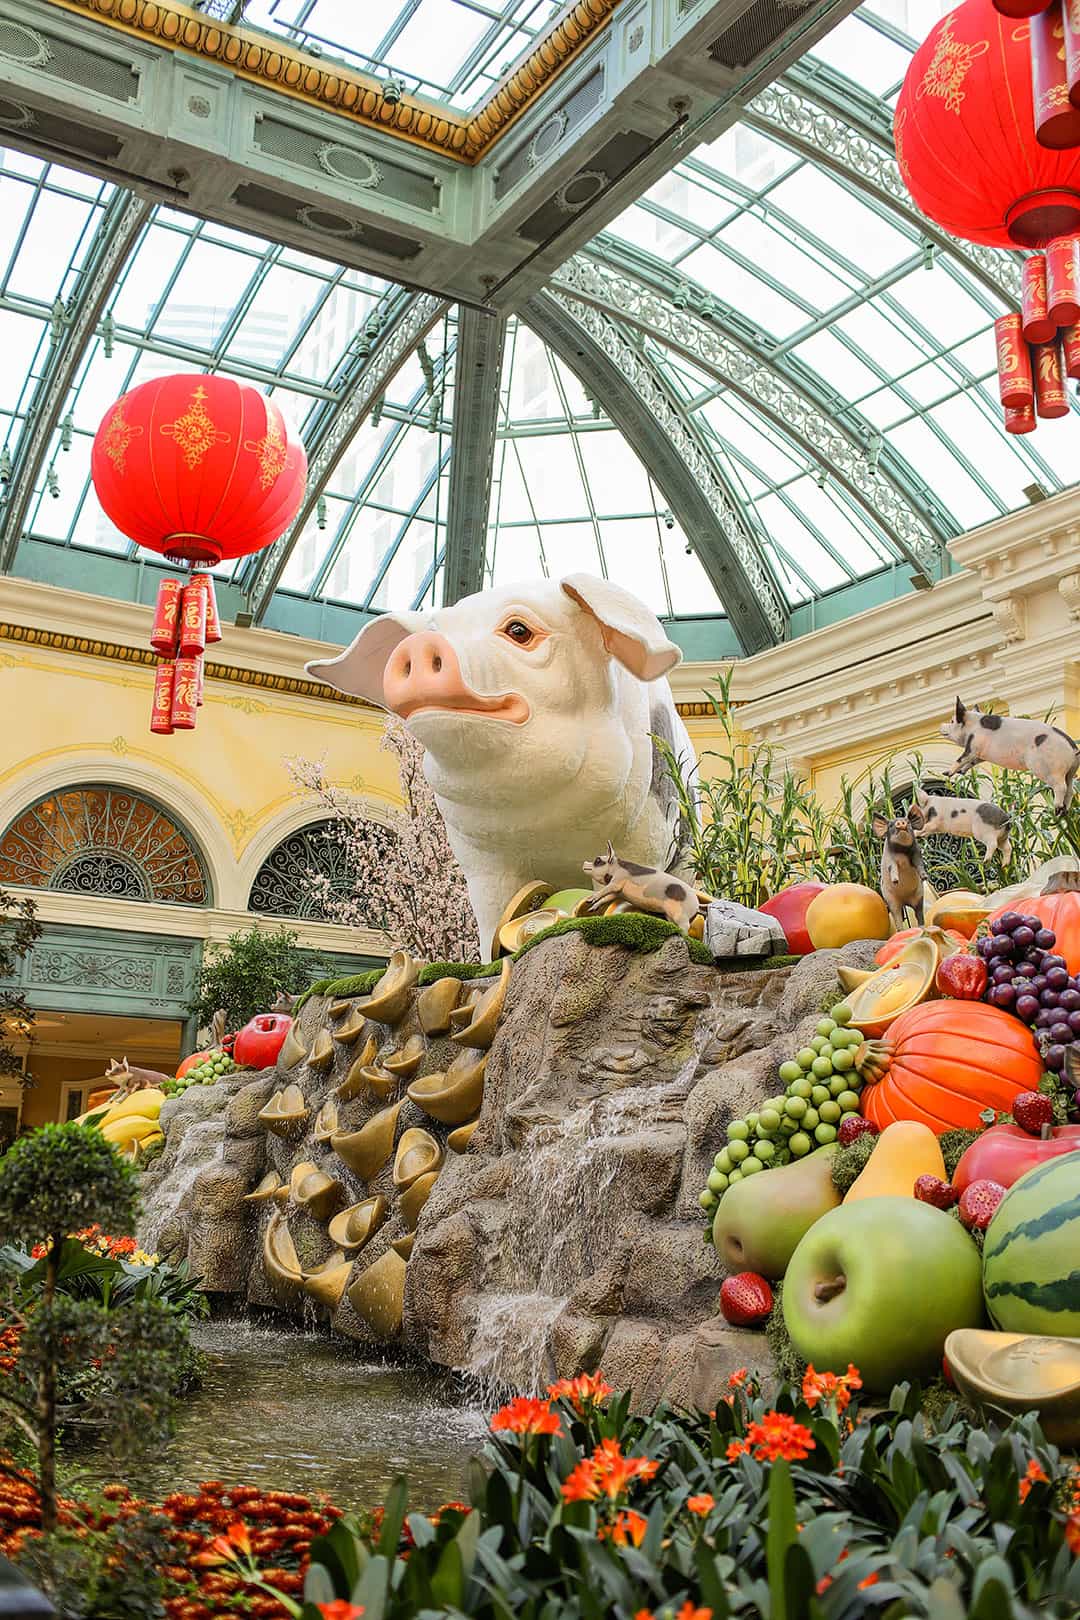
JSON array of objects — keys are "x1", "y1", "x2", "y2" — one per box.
[
  {"x1": 306, "y1": 614, "x2": 419, "y2": 707},
  {"x1": 955, "y1": 696, "x2": 965, "y2": 724},
  {"x1": 871, "y1": 814, "x2": 889, "y2": 839},
  {"x1": 560, "y1": 574, "x2": 680, "y2": 682}
]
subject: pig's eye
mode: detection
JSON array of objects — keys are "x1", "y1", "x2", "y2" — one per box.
[{"x1": 501, "y1": 619, "x2": 537, "y2": 647}]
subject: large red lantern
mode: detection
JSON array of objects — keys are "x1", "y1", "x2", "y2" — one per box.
[
  {"x1": 91, "y1": 373, "x2": 306, "y2": 566},
  {"x1": 91, "y1": 374, "x2": 307, "y2": 736},
  {"x1": 895, "y1": 0, "x2": 1080, "y2": 246}
]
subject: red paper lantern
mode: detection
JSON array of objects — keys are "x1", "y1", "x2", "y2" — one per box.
[
  {"x1": 993, "y1": 0, "x2": 1051, "y2": 19},
  {"x1": 896, "y1": 0, "x2": 1080, "y2": 247},
  {"x1": 91, "y1": 374, "x2": 306, "y2": 567}
]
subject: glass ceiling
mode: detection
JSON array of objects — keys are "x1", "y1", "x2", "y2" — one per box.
[{"x1": 2, "y1": 0, "x2": 1076, "y2": 647}]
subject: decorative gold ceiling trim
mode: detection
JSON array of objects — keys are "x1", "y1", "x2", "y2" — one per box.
[{"x1": 44, "y1": 0, "x2": 623, "y2": 162}]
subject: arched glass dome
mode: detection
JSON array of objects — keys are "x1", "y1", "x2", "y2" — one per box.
[{"x1": 0, "y1": 0, "x2": 1074, "y2": 653}]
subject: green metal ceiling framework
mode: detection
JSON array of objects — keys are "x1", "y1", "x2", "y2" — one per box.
[{"x1": 0, "y1": 2, "x2": 1075, "y2": 656}]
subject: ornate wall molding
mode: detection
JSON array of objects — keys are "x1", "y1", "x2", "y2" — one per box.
[{"x1": 45, "y1": 0, "x2": 624, "y2": 162}]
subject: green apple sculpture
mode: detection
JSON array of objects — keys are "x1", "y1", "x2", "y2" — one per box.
[{"x1": 783, "y1": 1197, "x2": 985, "y2": 1390}]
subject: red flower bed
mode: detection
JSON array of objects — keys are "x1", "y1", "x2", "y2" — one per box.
[{"x1": 0, "y1": 1463, "x2": 342, "y2": 1619}]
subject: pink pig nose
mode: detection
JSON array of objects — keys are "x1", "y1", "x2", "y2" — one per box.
[
  {"x1": 384, "y1": 631, "x2": 464, "y2": 716},
  {"x1": 382, "y1": 631, "x2": 530, "y2": 725}
]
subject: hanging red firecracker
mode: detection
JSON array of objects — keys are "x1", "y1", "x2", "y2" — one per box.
[
  {"x1": 150, "y1": 578, "x2": 182, "y2": 655},
  {"x1": 150, "y1": 661, "x2": 176, "y2": 736},
  {"x1": 1031, "y1": 2, "x2": 1080, "y2": 148},
  {"x1": 1047, "y1": 232, "x2": 1080, "y2": 319},
  {"x1": 179, "y1": 580, "x2": 207, "y2": 659},
  {"x1": 896, "y1": 0, "x2": 1080, "y2": 247},
  {"x1": 90, "y1": 374, "x2": 307, "y2": 736},
  {"x1": 171, "y1": 657, "x2": 202, "y2": 731},
  {"x1": 995, "y1": 313, "x2": 1036, "y2": 404},
  {"x1": 1034, "y1": 335, "x2": 1072, "y2": 410},
  {"x1": 1022, "y1": 253, "x2": 1057, "y2": 338},
  {"x1": 1065, "y1": 0, "x2": 1080, "y2": 107},
  {"x1": 1062, "y1": 321, "x2": 1080, "y2": 372},
  {"x1": 189, "y1": 570, "x2": 222, "y2": 644}
]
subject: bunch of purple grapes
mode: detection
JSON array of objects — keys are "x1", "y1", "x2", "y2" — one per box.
[{"x1": 980, "y1": 911, "x2": 1079, "y2": 1072}]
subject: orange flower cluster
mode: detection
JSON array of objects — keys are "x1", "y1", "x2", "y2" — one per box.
[
  {"x1": 634, "y1": 1604, "x2": 712, "y2": 1620},
  {"x1": 0, "y1": 1324, "x2": 22, "y2": 1376},
  {"x1": 686, "y1": 1494, "x2": 714, "y2": 1517},
  {"x1": 547, "y1": 1371, "x2": 613, "y2": 1413},
  {"x1": 562, "y1": 1437, "x2": 660, "y2": 1506},
  {"x1": 1019, "y1": 1459, "x2": 1049, "y2": 1503},
  {"x1": 816, "y1": 1549, "x2": 880, "y2": 1595},
  {"x1": 490, "y1": 1396, "x2": 562, "y2": 1437},
  {"x1": 597, "y1": 1508, "x2": 648, "y2": 1547},
  {"x1": 316, "y1": 1604, "x2": 365, "y2": 1620},
  {"x1": 726, "y1": 1412, "x2": 816, "y2": 1465},
  {"x1": 802, "y1": 1364, "x2": 862, "y2": 1416}
]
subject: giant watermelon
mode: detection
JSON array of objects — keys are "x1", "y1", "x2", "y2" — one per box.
[{"x1": 982, "y1": 1155, "x2": 1080, "y2": 1335}]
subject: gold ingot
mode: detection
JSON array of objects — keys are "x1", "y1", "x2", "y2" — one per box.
[
  {"x1": 399, "y1": 1169, "x2": 438, "y2": 1231},
  {"x1": 327, "y1": 1195, "x2": 387, "y2": 1254},
  {"x1": 278, "y1": 1027, "x2": 309, "y2": 1071},
  {"x1": 447, "y1": 1116, "x2": 480, "y2": 1154},
  {"x1": 308, "y1": 1030, "x2": 335, "y2": 1073},
  {"x1": 346, "y1": 1248, "x2": 406, "y2": 1339},
  {"x1": 451, "y1": 958, "x2": 511, "y2": 1050},
  {"x1": 391, "y1": 1232, "x2": 415, "y2": 1261},
  {"x1": 358, "y1": 949, "x2": 419, "y2": 1025},
  {"x1": 407, "y1": 1052, "x2": 486, "y2": 1126},
  {"x1": 836, "y1": 935, "x2": 947, "y2": 1038},
  {"x1": 945, "y1": 1329, "x2": 1080, "y2": 1446},
  {"x1": 490, "y1": 880, "x2": 554, "y2": 959},
  {"x1": 357, "y1": 1064, "x2": 398, "y2": 1099},
  {"x1": 328, "y1": 998, "x2": 356, "y2": 1020},
  {"x1": 417, "y1": 976, "x2": 463, "y2": 1035},
  {"x1": 263, "y1": 1209, "x2": 303, "y2": 1290},
  {"x1": 302, "y1": 1250, "x2": 352, "y2": 1310},
  {"x1": 258, "y1": 1084, "x2": 309, "y2": 1138},
  {"x1": 334, "y1": 1035, "x2": 378, "y2": 1101},
  {"x1": 294, "y1": 1167, "x2": 345, "y2": 1221},
  {"x1": 332, "y1": 1100, "x2": 403, "y2": 1181},
  {"x1": 498, "y1": 908, "x2": 560, "y2": 954},
  {"x1": 243, "y1": 1171, "x2": 282, "y2": 1204},
  {"x1": 383, "y1": 1034, "x2": 425, "y2": 1078},
  {"x1": 313, "y1": 1098, "x2": 339, "y2": 1145},
  {"x1": 448, "y1": 990, "x2": 482, "y2": 1031},
  {"x1": 333, "y1": 1009, "x2": 368, "y2": 1045},
  {"x1": 288, "y1": 1160, "x2": 318, "y2": 1198},
  {"x1": 393, "y1": 1126, "x2": 443, "y2": 1190},
  {"x1": 689, "y1": 914, "x2": 705, "y2": 941}
]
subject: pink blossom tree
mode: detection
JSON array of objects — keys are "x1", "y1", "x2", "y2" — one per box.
[{"x1": 287, "y1": 718, "x2": 480, "y2": 963}]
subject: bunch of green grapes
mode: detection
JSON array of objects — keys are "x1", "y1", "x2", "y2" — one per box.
[{"x1": 699, "y1": 1002, "x2": 866, "y2": 1215}]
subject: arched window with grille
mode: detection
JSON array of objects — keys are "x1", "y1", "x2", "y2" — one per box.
[
  {"x1": 247, "y1": 820, "x2": 361, "y2": 921},
  {"x1": 0, "y1": 785, "x2": 210, "y2": 905}
]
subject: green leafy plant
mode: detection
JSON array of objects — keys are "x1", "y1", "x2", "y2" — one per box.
[
  {"x1": 190, "y1": 925, "x2": 331, "y2": 1033},
  {"x1": 0, "y1": 886, "x2": 40, "y2": 1080},
  {"x1": 16, "y1": 1496, "x2": 172, "y2": 1620},
  {"x1": 0, "y1": 1125, "x2": 184, "y2": 1535}
]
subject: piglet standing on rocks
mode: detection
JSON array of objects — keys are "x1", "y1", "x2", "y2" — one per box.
[
  {"x1": 582, "y1": 842, "x2": 699, "y2": 932},
  {"x1": 872, "y1": 806, "x2": 926, "y2": 932},
  {"x1": 941, "y1": 699, "x2": 1080, "y2": 816}
]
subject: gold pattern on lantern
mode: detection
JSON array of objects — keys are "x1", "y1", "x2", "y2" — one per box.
[
  {"x1": 917, "y1": 15, "x2": 989, "y2": 114},
  {"x1": 102, "y1": 406, "x2": 143, "y2": 473},
  {"x1": 160, "y1": 385, "x2": 229, "y2": 470},
  {"x1": 243, "y1": 415, "x2": 288, "y2": 489},
  {"x1": 893, "y1": 107, "x2": 911, "y2": 184}
]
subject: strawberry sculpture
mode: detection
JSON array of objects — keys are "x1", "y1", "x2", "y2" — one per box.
[{"x1": 719, "y1": 1271, "x2": 773, "y2": 1328}]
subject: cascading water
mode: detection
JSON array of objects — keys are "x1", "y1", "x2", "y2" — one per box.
[
  {"x1": 139, "y1": 1117, "x2": 225, "y2": 1252},
  {"x1": 467, "y1": 1073, "x2": 692, "y2": 1392}
]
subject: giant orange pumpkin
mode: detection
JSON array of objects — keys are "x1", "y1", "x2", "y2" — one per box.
[
  {"x1": 986, "y1": 884, "x2": 1080, "y2": 974},
  {"x1": 856, "y1": 1000, "x2": 1044, "y2": 1133}
]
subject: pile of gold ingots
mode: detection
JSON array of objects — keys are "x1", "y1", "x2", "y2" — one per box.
[{"x1": 491, "y1": 882, "x2": 711, "y2": 958}]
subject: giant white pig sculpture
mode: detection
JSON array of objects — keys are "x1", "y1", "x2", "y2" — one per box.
[{"x1": 306, "y1": 575, "x2": 697, "y2": 953}]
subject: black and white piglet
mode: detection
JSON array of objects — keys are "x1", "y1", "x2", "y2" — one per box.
[
  {"x1": 871, "y1": 806, "x2": 926, "y2": 932},
  {"x1": 912, "y1": 785, "x2": 1011, "y2": 863}
]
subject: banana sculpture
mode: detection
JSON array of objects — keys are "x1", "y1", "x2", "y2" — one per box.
[{"x1": 74, "y1": 1087, "x2": 167, "y2": 1159}]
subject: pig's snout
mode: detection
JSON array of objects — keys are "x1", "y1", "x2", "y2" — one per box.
[{"x1": 383, "y1": 630, "x2": 529, "y2": 725}]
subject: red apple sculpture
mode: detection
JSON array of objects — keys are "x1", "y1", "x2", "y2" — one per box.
[
  {"x1": 759, "y1": 882, "x2": 825, "y2": 956},
  {"x1": 953, "y1": 1121, "x2": 1080, "y2": 1192},
  {"x1": 233, "y1": 1012, "x2": 293, "y2": 1070}
]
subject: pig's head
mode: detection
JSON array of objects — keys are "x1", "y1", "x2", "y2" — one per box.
[
  {"x1": 872, "y1": 806, "x2": 924, "y2": 847},
  {"x1": 941, "y1": 697, "x2": 975, "y2": 746},
  {"x1": 305, "y1": 575, "x2": 681, "y2": 811}
]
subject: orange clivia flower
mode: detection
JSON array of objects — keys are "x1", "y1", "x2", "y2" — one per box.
[
  {"x1": 316, "y1": 1605, "x2": 366, "y2": 1620},
  {"x1": 490, "y1": 1396, "x2": 562, "y2": 1437},
  {"x1": 190, "y1": 1521, "x2": 253, "y2": 1567},
  {"x1": 802, "y1": 1363, "x2": 862, "y2": 1416},
  {"x1": 727, "y1": 1368, "x2": 748, "y2": 1390},
  {"x1": 592, "y1": 1437, "x2": 660, "y2": 1499},
  {"x1": 548, "y1": 1371, "x2": 614, "y2": 1412},
  {"x1": 857, "y1": 1572, "x2": 879, "y2": 1590},
  {"x1": 675, "y1": 1604, "x2": 713, "y2": 1620},
  {"x1": 633, "y1": 1611, "x2": 655, "y2": 1620},
  {"x1": 561, "y1": 1458, "x2": 600, "y2": 1503},
  {"x1": 726, "y1": 1439, "x2": 749, "y2": 1462},
  {"x1": 1066, "y1": 1514, "x2": 1080, "y2": 1556},
  {"x1": 746, "y1": 1412, "x2": 815, "y2": 1463},
  {"x1": 598, "y1": 1508, "x2": 648, "y2": 1547},
  {"x1": 686, "y1": 1493, "x2": 715, "y2": 1516},
  {"x1": 1019, "y1": 1459, "x2": 1049, "y2": 1502}
]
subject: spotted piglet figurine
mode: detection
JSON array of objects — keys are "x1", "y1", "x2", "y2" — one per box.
[
  {"x1": 872, "y1": 806, "x2": 926, "y2": 932},
  {"x1": 582, "y1": 842, "x2": 700, "y2": 933},
  {"x1": 941, "y1": 698, "x2": 1079, "y2": 815}
]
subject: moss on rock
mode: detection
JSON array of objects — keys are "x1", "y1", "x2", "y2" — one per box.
[
  {"x1": 830, "y1": 1132, "x2": 877, "y2": 1196},
  {"x1": 417, "y1": 960, "x2": 500, "y2": 985},
  {"x1": 939, "y1": 1127, "x2": 981, "y2": 1180},
  {"x1": 512, "y1": 912, "x2": 714, "y2": 965},
  {"x1": 765, "y1": 1281, "x2": 807, "y2": 1386},
  {"x1": 293, "y1": 967, "x2": 384, "y2": 1013}
]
